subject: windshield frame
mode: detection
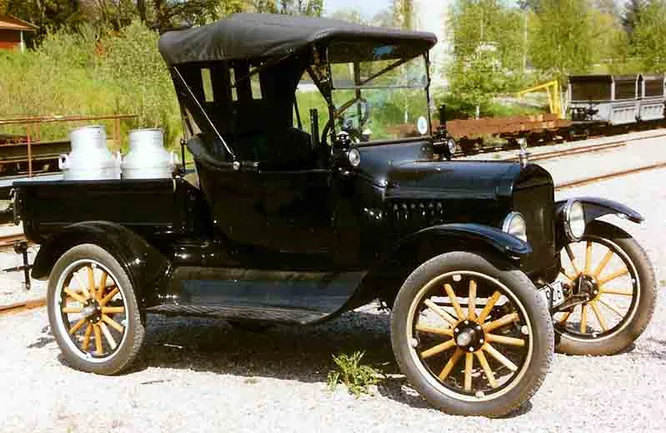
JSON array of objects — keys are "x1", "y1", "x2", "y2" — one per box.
[{"x1": 322, "y1": 44, "x2": 433, "y2": 145}]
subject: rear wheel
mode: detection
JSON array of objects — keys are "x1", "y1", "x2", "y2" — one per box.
[
  {"x1": 553, "y1": 221, "x2": 656, "y2": 355},
  {"x1": 391, "y1": 252, "x2": 553, "y2": 417},
  {"x1": 47, "y1": 244, "x2": 144, "y2": 375}
]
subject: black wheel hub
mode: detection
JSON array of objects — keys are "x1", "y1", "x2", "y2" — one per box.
[
  {"x1": 576, "y1": 275, "x2": 600, "y2": 301},
  {"x1": 82, "y1": 300, "x2": 102, "y2": 324},
  {"x1": 453, "y1": 320, "x2": 485, "y2": 352}
]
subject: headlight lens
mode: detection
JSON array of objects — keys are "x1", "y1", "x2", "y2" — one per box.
[
  {"x1": 447, "y1": 138, "x2": 457, "y2": 155},
  {"x1": 565, "y1": 200, "x2": 586, "y2": 240},
  {"x1": 502, "y1": 212, "x2": 527, "y2": 242}
]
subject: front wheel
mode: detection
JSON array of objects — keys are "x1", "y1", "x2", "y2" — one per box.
[
  {"x1": 47, "y1": 244, "x2": 144, "y2": 375},
  {"x1": 553, "y1": 221, "x2": 657, "y2": 355},
  {"x1": 391, "y1": 252, "x2": 553, "y2": 417}
]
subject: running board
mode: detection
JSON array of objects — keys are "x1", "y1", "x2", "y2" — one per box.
[{"x1": 146, "y1": 303, "x2": 327, "y2": 325}]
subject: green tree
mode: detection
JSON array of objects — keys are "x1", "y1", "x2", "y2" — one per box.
[
  {"x1": 447, "y1": 0, "x2": 524, "y2": 113},
  {"x1": 632, "y1": 0, "x2": 666, "y2": 72},
  {"x1": 622, "y1": 0, "x2": 646, "y2": 39},
  {"x1": 392, "y1": 0, "x2": 413, "y2": 29},
  {"x1": 528, "y1": 0, "x2": 595, "y2": 79}
]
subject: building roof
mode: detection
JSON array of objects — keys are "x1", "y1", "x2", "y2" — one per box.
[
  {"x1": 0, "y1": 15, "x2": 38, "y2": 32},
  {"x1": 159, "y1": 13, "x2": 437, "y2": 65}
]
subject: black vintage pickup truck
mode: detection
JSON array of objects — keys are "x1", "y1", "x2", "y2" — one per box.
[{"x1": 7, "y1": 14, "x2": 656, "y2": 417}]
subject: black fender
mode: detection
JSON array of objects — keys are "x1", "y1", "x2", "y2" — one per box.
[
  {"x1": 31, "y1": 221, "x2": 169, "y2": 307},
  {"x1": 554, "y1": 197, "x2": 643, "y2": 249},
  {"x1": 556, "y1": 197, "x2": 643, "y2": 224},
  {"x1": 347, "y1": 223, "x2": 531, "y2": 309},
  {"x1": 396, "y1": 223, "x2": 532, "y2": 259}
]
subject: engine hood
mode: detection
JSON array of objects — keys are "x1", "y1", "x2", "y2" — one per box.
[
  {"x1": 355, "y1": 140, "x2": 553, "y2": 200},
  {"x1": 384, "y1": 160, "x2": 524, "y2": 200}
]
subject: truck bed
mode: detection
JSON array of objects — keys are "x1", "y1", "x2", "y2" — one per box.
[{"x1": 12, "y1": 178, "x2": 201, "y2": 243}]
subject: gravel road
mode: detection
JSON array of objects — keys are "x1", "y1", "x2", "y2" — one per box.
[{"x1": 1, "y1": 134, "x2": 665, "y2": 432}]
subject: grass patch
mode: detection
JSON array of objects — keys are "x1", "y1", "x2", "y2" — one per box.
[{"x1": 327, "y1": 351, "x2": 382, "y2": 397}]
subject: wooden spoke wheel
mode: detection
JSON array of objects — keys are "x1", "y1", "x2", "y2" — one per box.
[
  {"x1": 48, "y1": 244, "x2": 144, "y2": 375},
  {"x1": 56, "y1": 260, "x2": 127, "y2": 359},
  {"x1": 553, "y1": 221, "x2": 656, "y2": 356},
  {"x1": 391, "y1": 252, "x2": 553, "y2": 417}
]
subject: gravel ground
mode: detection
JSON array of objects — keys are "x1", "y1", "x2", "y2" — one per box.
[{"x1": 1, "y1": 134, "x2": 665, "y2": 432}]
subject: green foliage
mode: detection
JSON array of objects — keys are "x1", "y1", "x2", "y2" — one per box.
[
  {"x1": 632, "y1": 0, "x2": 666, "y2": 72},
  {"x1": 447, "y1": 0, "x2": 525, "y2": 111},
  {"x1": 326, "y1": 351, "x2": 381, "y2": 397},
  {"x1": 0, "y1": 21, "x2": 180, "y2": 148},
  {"x1": 528, "y1": 0, "x2": 595, "y2": 79}
]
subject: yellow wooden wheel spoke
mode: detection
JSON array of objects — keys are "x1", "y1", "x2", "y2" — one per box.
[
  {"x1": 564, "y1": 244, "x2": 580, "y2": 275},
  {"x1": 415, "y1": 324, "x2": 453, "y2": 337},
  {"x1": 438, "y1": 348, "x2": 463, "y2": 380},
  {"x1": 598, "y1": 268, "x2": 629, "y2": 285},
  {"x1": 464, "y1": 353, "x2": 474, "y2": 392},
  {"x1": 483, "y1": 343, "x2": 518, "y2": 372},
  {"x1": 421, "y1": 339, "x2": 456, "y2": 359},
  {"x1": 100, "y1": 287, "x2": 119, "y2": 306},
  {"x1": 100, "y1": 322, "x2": 117, "y2": 350},
  {"x1": 475, "y1": 350, "x2": 498, "y2": 388},
  {"x1": 557, "y1": 310, "x2": 573, "y2": 325},
  {"x1": 81, "y1": 324, "x2": 93, "y2": 352},
  {"x1": 98, "y1": 271, "x2": 108, "y2": 299},
  {"x1": 590, "y1": 301, "x2": 608, "y2": 331},
  {"x1": 87, "y1": 266, "x2": 96, "y2": 299},
  {"x1": 64, "y1": 288, "x2": 87, "y2": 304},
  {"x1": 102, "y1": 314, "x2": 124, "y2": 333},
  {"x1": 600, "y1": 288, "x2": 633, "y2": 296},
  {"x1": 598, "y1": 298, "x2": 624, "y2": 317},
  {"x1": 101, "y1": 306, "x2": 125, "y2": 314},
  {"x1": 486, "y1": 333, "x2": 526, "y2": 347},
  {"x1": 61, "y1": 306, "x2": 83, "y2": 314},
  {"x1": 580, "y1": 304, "x2": 588, "y2": 333},
  {"x1": 482, "y1": 312, "x2": 519, "y2": 332},
  {"x1": 68, "y1": 317, "x2": 87, "y2": 335},
  {"x1": 423, "y1": 299, "x2": 457, "y2": 326},
  {"x1": 444, "y1": 283, "x2": 465, "y2": 319},
  {"x1": 467, "y1": 280, "x2": 477, "y2": 320},
  {"x1": 584, "y1": 241, "x2": 593, "y2": 273},
  {"x1": 593, "y1": 249, "x2": 614, "y2": 279},
  {"x1": 93, "y1": 324, "x2": 103, "y2": 356},
  {"x1": 74, "y1": 273, "x2": 91, "y2": 300},
  {"x1": 478, "y1": 291, "x2": 501, "y2": 323}
]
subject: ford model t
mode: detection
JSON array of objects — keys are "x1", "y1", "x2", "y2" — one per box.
[{"x1": 9, "y1": 14, "x2": 656, "y2": 417}]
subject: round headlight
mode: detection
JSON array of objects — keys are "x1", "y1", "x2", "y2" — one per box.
[
  {"x1": 502, "y1": 212, "x2": 527, "y2": 242},
  {"x1": 348, "y1": 147, "x2": 361, "y2": 167},
  {"x1": 564, "y1": 199, "x2": 586, "y2": 240},
  {"x1": 447, "y1": 138, "x2": 457, "y2": 155}
]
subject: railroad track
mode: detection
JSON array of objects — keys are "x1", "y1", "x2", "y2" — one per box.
[{"x1": 0, "y1": 298, "x2": 46, "y2": 316}]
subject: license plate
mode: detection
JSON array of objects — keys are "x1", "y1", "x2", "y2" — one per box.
[{"x1": 539, "y1": 281, "x2": 566, "y2": 309}]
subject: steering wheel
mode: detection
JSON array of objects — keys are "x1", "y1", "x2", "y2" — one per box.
[{"x1": 321, "y1": 97, "x2": 370, "y2": 147}]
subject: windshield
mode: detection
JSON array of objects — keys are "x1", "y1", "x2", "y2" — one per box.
[{"x1": 328, "y1": 41, "x2": 431, "y2": 142}]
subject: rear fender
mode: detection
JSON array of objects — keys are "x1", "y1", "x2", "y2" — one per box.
[{"x1": 31, "y1": 221, "x2": 169, "y2": 307}]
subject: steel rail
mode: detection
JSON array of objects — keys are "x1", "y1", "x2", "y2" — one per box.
[{"x1": 0, "y1": 298, "x2": 46, "y2": 316}]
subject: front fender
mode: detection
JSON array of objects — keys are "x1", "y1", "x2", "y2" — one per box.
[
  {"x1": 556, "y1": 197, "x2": 644, "y2": 224},
  {"x1": 399, "y1": 223, "x2": 532, "y2": 259},
  {"x1": 348, "y1": 223, "x2": 531, "y2": 309},
  {"x1": 31, "y1": 221, "x2": 169, "y2": 307}
]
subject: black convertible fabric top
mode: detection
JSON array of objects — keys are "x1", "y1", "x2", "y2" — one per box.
[{"x1": 158, "y1": 13, "x2": 437, "y2": 65}]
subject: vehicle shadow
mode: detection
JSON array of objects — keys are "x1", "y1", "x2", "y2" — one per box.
[{"x1": 133, "y1": 310, "x2": 442, "y2": 411}]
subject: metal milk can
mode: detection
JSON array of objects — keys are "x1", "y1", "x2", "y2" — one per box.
[
  {"x1": 121, "y1": 129, "x2": 178, "y2": 179},
  {"x1": 59, "y1": 125, "x2": 121, "y2": 180}
]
